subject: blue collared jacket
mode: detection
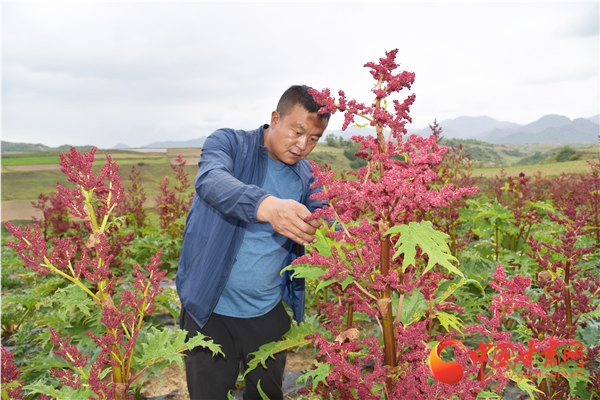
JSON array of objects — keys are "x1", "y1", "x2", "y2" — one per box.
[{"x1": 176, "y1": 125, "x2": 325, "y2": 328}]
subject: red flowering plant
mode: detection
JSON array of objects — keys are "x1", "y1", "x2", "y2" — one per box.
[
  {"x1": 428, "y1": 120, "x2": 478, "y2": 258},
  {"x1": 155, "y1": 155, "x2": 194, "y2": 238},
  {"x1": 465, "y1": 171, "x2": 546, "y2": 271},
  {"x1": 3, "y1": 148, "x2": 219, "y2": 399},
  {"x1": 273, "y1": 49, "x2": 495, "y2": 398},
  {"x1": 118, "y1": 165, "x2": 147, "y2": 231},
  {"x1": 31, "y1": 191, "x2": 81, "y2": 241},
  {"x1": 548, "y1": 158, "x2": 600, "y2": 247},
  {"x1": 524, "y1": 205, "x2": 600, "y2": 399},
  {"x1": 1, "y1": 345, "x2": 26, "y2": 400}
]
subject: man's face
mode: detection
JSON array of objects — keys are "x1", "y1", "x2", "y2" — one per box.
[{"x1": 264, "y1": 104, "x2": 328, "y2": 165}]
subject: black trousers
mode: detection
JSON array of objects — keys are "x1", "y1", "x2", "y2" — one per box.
[{"x1": 180, "y1": 302, "x2": 291, "y2": 400}]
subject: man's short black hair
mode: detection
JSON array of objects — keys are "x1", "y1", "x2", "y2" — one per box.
[{"x1": 276, "y1": 85, "x2": 331, "y2": 121}]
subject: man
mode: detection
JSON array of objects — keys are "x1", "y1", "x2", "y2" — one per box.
[{"x1": 177, "y1": 85, "x2": 330, "y2": 399}]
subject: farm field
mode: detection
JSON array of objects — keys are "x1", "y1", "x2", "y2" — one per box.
[
  {"x1": 1, "y1": 148, "x2": 201, "y2": 222},
  {"x1": 471, "y1": 158, "x2": 594, "y2": 178},
  {"x1": 2, "y1": 142, "x2": 599, "y2": 399},
  {"x1": 2, "y1": 142, "x2": 596, "y2": 222}
]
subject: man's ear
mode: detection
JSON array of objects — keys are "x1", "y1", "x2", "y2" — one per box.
[{"x1": 270, "y1": 110, "x2": 280, "y2": 127}]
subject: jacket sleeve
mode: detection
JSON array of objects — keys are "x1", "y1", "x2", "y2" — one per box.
[{"x1": 195, "y1": 129, "x2": 269, "y2": 224}]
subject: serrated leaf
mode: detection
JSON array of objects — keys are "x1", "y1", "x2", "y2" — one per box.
[
  {"x1": 52, "y1": 285, "x2": 95, "y2": 318},
  {"x1": 296, "y1": 362, "x2": 330, "y2": 388},
  {"x1": 315, "y1": 275, "x2": 354, "y2": 293},
  {"x1": 135, "y1": 327, "x2": 222, "y2": 372},
  {"x1": 25, "y1": 382, "x2": 95, "y2": 399},
  {"x1": 578, "y1": 318, "x2": 600, "y2": 347},
  {"x1": 387, "y1": 221, "x2": 462, "y2": 277},
  {"x1": 282, "y1": 263, "x2": 327, "y2": 281},
  {"x1": 311, "y1": 226, "x2": 336, "y2": 258},
  {"x1": 245, "y1": 322, "x2": 316, "y2": 377},
  {"x1": 435, "y1": 311, "x2": 464, "y2": 333},
  {"x1": 561, "y1": 365, "x2": 591, "y2": 394},
  {"x1": 514, "y1": 376, "x2": 543, "y2": 398},
  {"x1": 282, "y1": 263, "x2": 353, "y2": 293}
]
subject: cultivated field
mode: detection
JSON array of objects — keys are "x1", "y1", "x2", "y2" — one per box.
[
  {"x1": 2, "y1": 143, "x2": 597, "y2": 222},
  {"x1": 1, "y1": 148, "x2": 201, "y2": 222}
]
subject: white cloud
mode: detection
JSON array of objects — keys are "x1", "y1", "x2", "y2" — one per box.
[{"x1": 2, "y1": 2, "x2": 599, "y2": 148}]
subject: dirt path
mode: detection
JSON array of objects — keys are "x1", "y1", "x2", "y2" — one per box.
[
  {"x1": 140, "y1": 349, "x2": 314, "y2": 399},
  {"x1": 3, "y1": 164, "x2": 61, "y2": 172},
  {"x1": 1, "y1": 200, "x2": 42, "y2": 222}
]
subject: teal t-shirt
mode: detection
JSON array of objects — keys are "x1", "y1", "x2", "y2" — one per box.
[{"x1": 213, "y1": 156, "x2": 302, "y2": 318}]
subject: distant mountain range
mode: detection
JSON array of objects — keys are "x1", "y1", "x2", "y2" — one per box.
[
  {"x1": 329, "y1": 114, "x2": 598, "y2": 145},
  {"x1": 110, "y1": 114, "x2": 598, "y2": 149},
  {"x1": 406, "y1": 114, "x2": 599, "y2": 144},
  {"x1": 2, "y1": 114, "x2": 598, "y2": 153},
  {"x1": 112, "y1": 137, "x2": 206, "y2": 150}
]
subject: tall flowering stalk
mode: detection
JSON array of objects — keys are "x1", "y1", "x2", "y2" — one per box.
[
  {"x1": 295, "y1": 50, "x2": 483, "y2": 398},
  {"x1": 4, "y1": 148, "x2": 218, "y2": 399},
  {"x1": 428, "y1": 120, "x2": 477, "y2": 258},
  {"x1": 31, "y1": 191, "x2": 79, "y2": 240},
  {"x1": 119, "y1": 165, "x2": 147, "y2": 230},
  {"x1": 548, "y1": 159, "x2": 600, "y2": 246},
  {"x1": 156, "y1": 155, "x2": 194, "y2": 238}
]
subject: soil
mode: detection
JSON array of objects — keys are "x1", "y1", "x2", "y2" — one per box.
[
  {"x1": 140, "y1": 349, "x2": 315, "y2": 400},
  {"x1": 1, "y1": 200, "x2": 43, "y2": 222},
  {"x1": 3, "y1": 164, "x2": 61, "y2": 172}
]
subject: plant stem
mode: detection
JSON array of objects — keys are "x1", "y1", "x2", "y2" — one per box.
[
  {"x1": 495, "y1": 225, "x2": 499, "y2": 261},
  {"x1": 564, "y1": 260, "x2": 573, "y2": 330},
  {"x1": 395, "y1": 293, "x2": 405, "y2": 324},
  {"x1": 380, "y1": 235, "x2": 397, "y2": 368},
  {"x1": 345, "y1": 303, "x2": 353, "y2": 328},
  {"x1": 42, "y1": 257, "x2": 100, "y2": 302}
]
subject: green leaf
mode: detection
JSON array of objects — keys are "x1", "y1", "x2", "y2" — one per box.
[
  {"x1": 282, "y1": 263, "x2": 326, "y2": 281},
  {"x1": 282, "y1": 264, "x2": 353, "y2": 293},
  {"x1": 476, "y1": 391, "x2": 501, "y2": 399},
  {"x1": 245, "y1": 322, "x2": 316, "y2": 377},
  {"x1": 578, "y1": 318, "x2": 600, "y2": 348},
  {"x1": 398, "y1": 288, "x2": 428, "y2": 325},
  {"x1": 135, "y1": 326, "x2": 222, "y2": 373},
  {"x1": 562, "y1": 365, "x2": 591, "y2": 395},
  {"x1": 25, "y1": 383, "x2": 96, "y2": 399},
  {"x1": 435, "y1": 311, "x2": 464, "y2": 333},
  {"x1": 257, "y1": 380, "x2": 271, "y2": 400},
  {"x1": 514, "y1": 376, "x2": 543, "y2": 399},
  {"x1": 52, "y1": 284, "x2": 95, "y2": 318},
  {"x1": 296, "y1": 362, "x2": 330, "y2": 388},
  {"x1": 387, "y1": 221, "x2": 463, "y2": 277}
]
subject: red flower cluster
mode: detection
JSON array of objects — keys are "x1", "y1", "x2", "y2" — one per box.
[
  {"x1": 4, "y1": 147, "x2": 167, "y2": 399},
  {"x1": 295, "y1": 50, "x2": 484, "y2": 397},
  {"x1": 1, "y1": 345, "x2": 26, "y2": 400},
  {"x1": 156, "y1": 155, "x2": 194, "y2": 237}
]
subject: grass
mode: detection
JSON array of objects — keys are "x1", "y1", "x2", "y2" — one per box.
[
  {"x1": 307, "y1": 145, "x2": 352, "y2": 172},
  {"x1": 1, "y1": 144, "x2": 596, "y2": 220},
  {"x1": 1, "y1": 157, "x2": 198, "y2": 202},
  {"x1": 472, "y1": 159, "x2": 594, "y2": 178},
  {"x1": 1, "y1": 169, "x2": 68, "y2": 201},
  {"x1": 1, "y1": 156, "x2": 62, "y2": 166}
]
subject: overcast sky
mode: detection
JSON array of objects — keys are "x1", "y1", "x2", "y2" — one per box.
[{"x1": 2, "y1": 1, "x2": 599, "y2": 148}]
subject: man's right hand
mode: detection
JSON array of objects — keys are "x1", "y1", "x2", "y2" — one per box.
[{"x1": 257, "y1": 196, "x2": 322, "y2": 246}]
